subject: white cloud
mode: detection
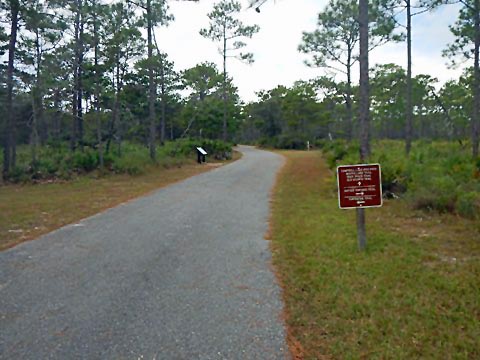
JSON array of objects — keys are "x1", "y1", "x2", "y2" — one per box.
[{"x1": 156, "y1": 0, "x2": 466, "y2": 102}]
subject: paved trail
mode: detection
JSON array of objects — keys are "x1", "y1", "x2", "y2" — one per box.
[{"x1": 0, "y1": 146, "x2": 289, "y2": 360}]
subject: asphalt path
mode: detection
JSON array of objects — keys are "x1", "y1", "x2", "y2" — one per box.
[{"x1": 0, "y1": 146, "x2": 289, "y2": 360}]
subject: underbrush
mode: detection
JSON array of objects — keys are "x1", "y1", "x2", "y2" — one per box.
[
  {"x1": 258, "y1": 134, "x2": 309, "y2": 150},
  {"x1": 163, "y1": 138, "x2": 233, "y2": 160},
  {"x1": 317, "y1": 139, "x2": 480, "y2": 219},
  {"x1": 1, "y1": 138, "x2": 232, "y2": 183}
]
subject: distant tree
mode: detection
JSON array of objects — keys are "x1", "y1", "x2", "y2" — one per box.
[
  {"x1": 102, "y1": 1, "x2": 143, "y2": 153},
  {"x1": 243, "y1": 83, "x2": 327, "y2": 147},
  {"x1": 281, "y1": 81, "x2": 326, "y2": 139},
  {"x1": 385, "y1": 0, "x2": 442, "y2": 153},
  {"x1": 200, "y1": 0, "x2": 259, "y2": 141},
  {"x1": 2, "y1": 0, "x2": 21, "y2": 178},
  {"x1": 299, "y1": 0, "x2": 401, "y2": 140},
  {"x1": 88, "y1": 0, "x2": 104, "y2": 167},
  {"x1": 127, "y1": 0, "x2": 173, "y2": 159},
  {"x1": 72, "y1": 0, "x2": 86, "y2": 150},
  {"x1": 438, "y1": 69, "x2": 473, "y2": 140},
  {"x1": 370, "y1": 64, "x2": 440, "y2": 139},
  {"x1": 248, "y1": 86, "x2": 287, "y2": 141},
  {"x1": 182, "y1": 62, "x2": 222, "y2": 102},
  {"x1": 180, "y1": 62, "x2": 221, "y2": 137},
  {"x1": 156, "y1": 52, "x2": 179, "y2": 144},
  {"x1": 443, "y1": 0, "x2": 479, "y2": 159},
  {"x1": 20, "y1": 0, "x2": 65, "y2": 165},
  {"x1": 180, "y1": 62, "x2": 241, "y2": 139},
  {"x1": 313, "y1": 75, "x2": 357, "y2": 138},
  {"x1": 370, "y1": 64, "x2": 407, "y2": 138}
]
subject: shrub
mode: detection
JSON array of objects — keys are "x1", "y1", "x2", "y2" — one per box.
[
  {"x1": 7, "y1": 166, "x2": 30, "y2": 183},
  {"x1": 71, "y1": 149, "x2": 99, "y2": 172},
  {"x1": 456, "y1": 191, "x2": 480, "y2": 219},
  {"x1": 163, "y1": 138, "x2": 233, "y2": 160},
  {"x1": 408, "y1": 175, "x2": 458, "y2": 213},
  {"x1": 200, "y1": 139, "x2": 232, "y2": 160},
  {"x1": 111, "y1": 147, "x2": 150, "y2": 175},
  {"x1": 276, "y1": 134, "x2": 308, "y2": 150},
  {"x1": 320, "y1": 139, "x2": 480, "y2": 218}
]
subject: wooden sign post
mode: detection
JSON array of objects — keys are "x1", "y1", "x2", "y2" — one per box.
[{"x1": 337, "y1": 164, "x2": 382, "y2": 250}]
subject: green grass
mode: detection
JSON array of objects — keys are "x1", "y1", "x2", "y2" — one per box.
[{"x1": 271, "y1": 151, "x2": 480, "y2": 359}]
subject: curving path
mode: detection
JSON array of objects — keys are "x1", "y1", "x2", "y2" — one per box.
[{"x1": 0, "y1": 146, "x2": 289, "y2": 359}]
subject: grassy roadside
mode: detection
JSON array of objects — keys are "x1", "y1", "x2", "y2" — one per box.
[
  {"x1": 271, "y1": 150, "x2": 480, "y2": 359},
  {"x1": 0, "y1": 154, "x2": 240, "y2": 251}
]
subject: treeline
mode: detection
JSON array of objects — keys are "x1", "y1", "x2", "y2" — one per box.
[
  {"x1": 1, "y1": 0, "x2": 479, "y2": 183},
  {"x1": 240, "y1": 65, "x2": 475, "y2": 148},
  {"x1": 243, "y1": 0, "x2": 479, "y2": 159},
  {"x1": 0, "y1": 0, "x2": 258, "y2": 181}
]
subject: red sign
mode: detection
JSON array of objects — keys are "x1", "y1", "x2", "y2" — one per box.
[{"x1": 337, "y1": 164, "x2": 382, "y2": 209}]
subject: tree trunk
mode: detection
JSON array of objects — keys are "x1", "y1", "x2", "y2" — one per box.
[
  {"x1": 147, "y1": 0, "x2": 156, "y2": 160},
  {"x1": 473, "y1": 0, "x2": 480, "y2": 159},
  {"x1": 359, "y1": 0, "x2": 370, "y2": 161},
  {"x1": 357, "y1": 0, "x2": 370, "y2": 251},
  {"x1": 160, "y1": 55, "x2": 166, "y2": 145},
  {"x1": 53, "y1": 88, "x2": 61, "y2": 139},
  {"x1": 71, "y1": 1, "x2": 80, "y2": 151},
  {"x1": 30, "y1": 94, "x2": 39, "y2": 168},
  {"x1": 222, "y1": 23, "x2": 228, "y2": 142},
  {"x1": 77, "y1": 0, "x2": 84, "y2": 148},
  {"x1": 3, "y1": 0, "x2": 19, "y2": 178},
  {"x1": 93, "y1": 0, "x2": 103, "y2": 169},
  {"x1": 346, "y1": 56, "x2": 353, "y2": 140},
  {"x1": 405, "y1": 0, "x2": 413, "y2": 155}
]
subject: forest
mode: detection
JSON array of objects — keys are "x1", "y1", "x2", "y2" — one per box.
[{"x1": 0, "y1": 0, "x2": 479, "y2": 218}]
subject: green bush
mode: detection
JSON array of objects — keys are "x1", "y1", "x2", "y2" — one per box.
[
  {"x1": 276, "y1": 134, "x2": 308, "y2": 150},
  {"x1": 111, "y1": 146, "x2": 150, "y2": 175},
  {"x1": 201, "y1": 139, "x2": 232, "y2": 159},
  {"x1": 321, "y1": 139, "x2": 480, "y2": 218},
  {"x1": 1, "y1": 139, "x2": 230, "y2": 183},
  {"x1": 163, "y1": 138, "x2": 232, "y2": 160},
  {"x1": 7, "y1": 166, "x2": 30, "y2": 183},
  {"x1": 408, "y1": 176, "x2": 458, "y2": 213},
  {"x1": 259, "y1": 134, "x2": 309, "y2": 150},
  {"x1": 71, "y1": 149, "x2": 99, "y2": 172},
  {"x1": 456, "y1": 191, "x2": 480, "y2": 219}
]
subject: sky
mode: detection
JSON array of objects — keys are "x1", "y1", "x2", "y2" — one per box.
[{"x1": 156, "y1": 0, "x2": 465, "y2": 102}]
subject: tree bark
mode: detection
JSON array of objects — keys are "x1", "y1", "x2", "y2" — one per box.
[
  {"x1": 473, "y1": 0, "x2": 480, "y2": 159},
  {"x1": 147, "y1": 0, "x2": 156, "y2": 160},
  {"x1": 346, "y1": 55, "x2": 353, "y2": 140},
  {"x1": 106, "y1": 53, "x2": 122, "y2": 154},
  {"x1": 34, "y1": 28, "x2": 47, "y2": 145},
  {"x1": 53, "y1": 88, "x2": 61, "y2": 139},
  {"x1": 77, "y1": 0, "x2": 85, "y2": 148},
  {"x1": 405, "y1": 0, "x2": 413, "y2": 155},
  {"x1": 71, "y1": 1, "x2": 80, "y2": 151},
  {"x1": 3, "y1": 0, "x2": 19, "y2": 178},
  {"x1": 30, "y1": 94, "x2": 39, "y2": 167},
  {"x1": 357, "y1": 0, "x2": 370, "y2": 251},
  {"x1": 93, "y1": 0, "x2": 103, "y2": 169},
  {"x1": 222, "y1": 22, "x2": 228, "y2": 142},
  {"x1": 359, "y1": 0, "x2": 370, "y2": 161},
  {"x1": 160, "y1": 55, "x2": 166, "y2": 145}
]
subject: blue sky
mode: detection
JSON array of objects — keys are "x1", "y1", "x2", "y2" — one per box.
[{"x1": 157, "y1": 0, "x2": 465, "y2": 102}]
